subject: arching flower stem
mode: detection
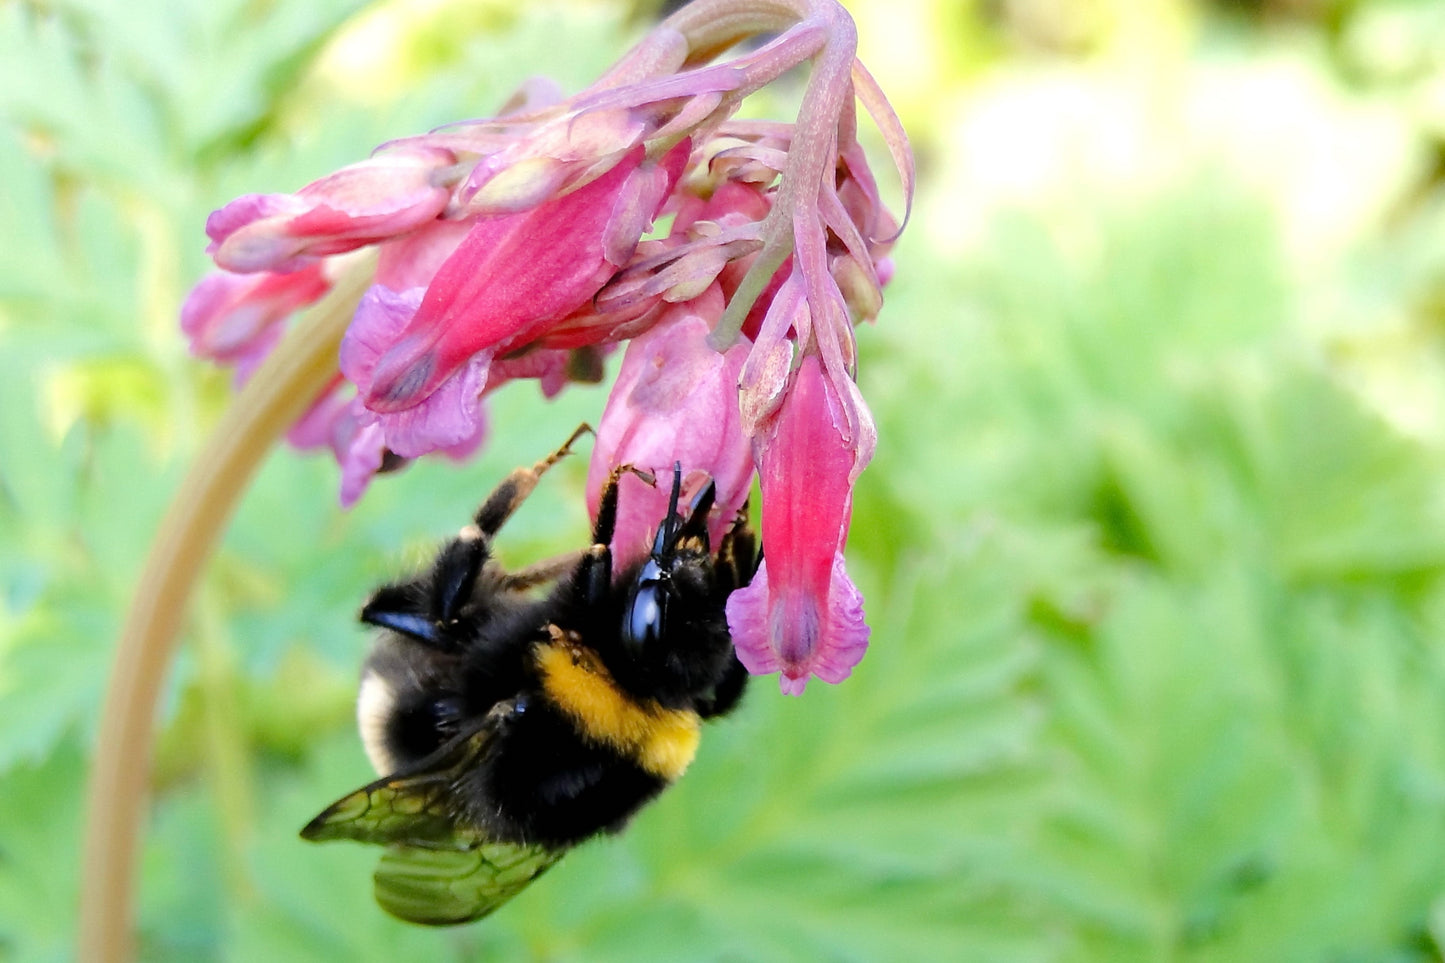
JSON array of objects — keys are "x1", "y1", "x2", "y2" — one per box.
[{"x1": 78, "y1": 255, "x2": 376, "y2": 963}]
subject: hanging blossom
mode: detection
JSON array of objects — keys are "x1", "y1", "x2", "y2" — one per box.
[{"x1": 181, "y1": 0, "x2": 912, "y2": 694}]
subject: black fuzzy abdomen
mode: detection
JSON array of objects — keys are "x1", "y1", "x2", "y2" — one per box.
[{"x1": 462, "y1": 699, "x2": 666, "y2": 848}]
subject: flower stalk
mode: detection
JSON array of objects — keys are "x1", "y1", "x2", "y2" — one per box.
[{"x1": 79, "y1": 256, "x2": 374, "y2": 963}]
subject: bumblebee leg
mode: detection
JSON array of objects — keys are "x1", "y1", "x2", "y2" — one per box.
[
  {"x1": 569, "y1": 463, "x2": 654, "y2": 606},
  {"x1": 472, "y1": 423, "x2": 592, "y2": 537},
  {"x1": 496, "y1": 549, "x2": 587, "y2": 592},
  {"x1": 434, "y1": 424, "x2": 593, "y2": 623},
  {"x1": 566, "y1": 544, "x2": 612, "y2": 609},
  {"x1": 714, "y1": 501, "x2": 758, "y2": 595},
  {"x1": 572, "y1": 464, "x2": 628, "y2": 606},
  {"x1": 590, "y1": 462, "x2": 655, "y2": 547},
  {"x1": 361, "y1": 426, "x2": 593, "y2": 647},
  {"x1": 359, "y1": 584, "x2": 443, "y2": 646},
  {"x1": 362, "y1": 538, "x2": 482, "y2": 647}
]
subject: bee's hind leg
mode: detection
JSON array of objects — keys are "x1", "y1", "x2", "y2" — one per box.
[
  {"x1": 714, "y1": 501, "x2": 758, "y2": 595},
  {"x1": 472, "y1": 423, "x2": 592, "y2": 537},
  {"x1": 697, "y1": 502, "x2": 755, "y2": 719},
  {"x1": 362, "y1": 425, "x2": 594, "y2": 644},
  {"x1": 496, "y1": 550, "x2": 587, "y2": 592},
  {"x1": 430, "y1": 424, "x2": 595, "y2": 622}
]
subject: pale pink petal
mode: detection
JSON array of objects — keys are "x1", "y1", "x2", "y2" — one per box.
[
  {"x1": 367, "y1": 354, "x2": 489, "y2": 459},
  {"x1": 337, "y1": 419, "x2": 389, "y2": 508},
  {"x1": 439, "y1": 400, "x2": 488, "y2": 461},
  {"x1": 727, "y1": 561, "x2": 778, "y2": 675},
  {"x1": 812, "y1": 553, "x2": 869, "y2": 683},
  {"x1": 875, "y1": 256, "x2": 896, "y2": 288},
  {"x1": 204, "y1": 194, "x2": 300, "y2": 248},
  {"x1": 338, "y1": 284, "x2": 427, "y2": 397},
  {"x1": 286, "y1": 384, "x2": 352, "y2": 450}
]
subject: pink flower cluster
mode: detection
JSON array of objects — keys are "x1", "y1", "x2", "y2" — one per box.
[{"x1": 181, "y1": 0, "x2": 911, "y2": 694}]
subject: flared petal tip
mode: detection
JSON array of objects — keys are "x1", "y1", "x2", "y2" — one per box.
[{"x1": 726, "y1": 554, "x2": 870, "y2": 696}]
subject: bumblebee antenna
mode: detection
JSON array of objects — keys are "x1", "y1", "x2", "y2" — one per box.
[{"x1": 651, "y1": 462, "x2": 685, "y2": 563}]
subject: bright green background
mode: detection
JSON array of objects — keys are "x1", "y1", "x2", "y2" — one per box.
[{"x1": 5, "y1": 0, "x2": 1445, "y2": 959}]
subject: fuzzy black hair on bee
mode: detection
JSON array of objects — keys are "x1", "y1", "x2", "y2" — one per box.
[{"x1": 302, "y1": 425, "x2": 756, "y2": 925}]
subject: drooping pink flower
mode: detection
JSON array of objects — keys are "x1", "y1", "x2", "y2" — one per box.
[
  {"x1": 336, "y1": 285, "x2": 489, "y2": 459},
  {"x1": 180, "y1": 265, "x2": 330, "y2": 362},
  {"x1": 726, "y1": 354, "x2": 870, "y2": 694},
  {"x1": 183, "y1": 0, "x2": 914, "y2": 694},
  {"x1": 207, "y1": 145, "x2": 460, "y2": 274},
  {"x1": 585, "y1": 290, "x2": 754, "y2": 569},
  {"x1": 344, "y1": 142, "x2": 689, "y2": 421}
]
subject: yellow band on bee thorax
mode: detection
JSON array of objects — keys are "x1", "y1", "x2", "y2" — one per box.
[{"x1": 534, "y1": 638, "x2": 700, "y2": 781}]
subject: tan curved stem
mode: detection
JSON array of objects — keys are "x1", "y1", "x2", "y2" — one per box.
[{"x1": 77, "y1": 256, "x2": 373, "y2": 963}]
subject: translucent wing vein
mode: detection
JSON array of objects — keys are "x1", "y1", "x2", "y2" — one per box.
[{"x1": 373, "y1": 843, "x2": 565, "y2": 925}]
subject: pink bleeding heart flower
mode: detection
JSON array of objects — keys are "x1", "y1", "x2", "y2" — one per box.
[
  {"x1": 585, "y1": 289, "x2": 754, "y2": 570},
  {"x1": 338, "y1": 142, "x2": 689, "y2": 458},
  {"x1": 181, "y1": 0, "x2": 914, "y2": 695},
  {"x1": 727, "y1": 354, "x2": 871, "y2": 694}
]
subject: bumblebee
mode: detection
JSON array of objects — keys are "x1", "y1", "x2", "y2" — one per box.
[{"x1": 301, "y1": 425, "x2": 755, "y2": 925}]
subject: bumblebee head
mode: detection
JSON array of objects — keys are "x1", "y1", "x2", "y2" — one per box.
[
  {"x1": 621, "y1": 466, "x2": 714, "y2": 652},
  {"x1": 611, "y1": 466, "x2": 733, "y2": 705}
]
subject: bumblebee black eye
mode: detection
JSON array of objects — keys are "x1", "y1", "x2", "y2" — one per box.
[{"x1": 623, "y1": 558, "x2": 669, "y2": 655}]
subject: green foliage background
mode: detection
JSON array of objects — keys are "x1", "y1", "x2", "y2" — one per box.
[{"x1": 5, "y1": 0, "x2": 1445, "y2": 959}]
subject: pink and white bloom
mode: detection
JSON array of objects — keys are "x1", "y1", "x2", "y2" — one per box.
[{"x1": 183, "y1": 0, "x2": 912, "y2": 694}]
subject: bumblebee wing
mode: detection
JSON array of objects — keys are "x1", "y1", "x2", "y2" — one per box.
[
  {"x1": 372, "y1": 842, "x2": 565, "y2": 926},
  {"x1": 301, "y1": 707, "x2": 506, "y2": 849},
  {"x1": 301, "y1": 699, "x2": 566, "y2": 923}
]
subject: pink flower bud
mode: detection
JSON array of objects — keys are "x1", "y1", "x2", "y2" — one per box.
[{"x1": 206, "y1": 145, "x2": 458, "y2": 273}]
